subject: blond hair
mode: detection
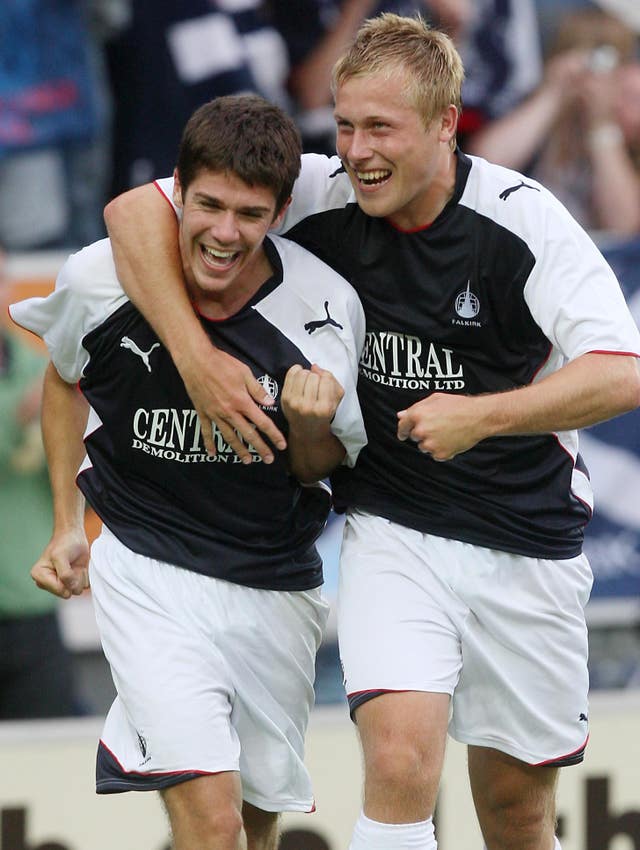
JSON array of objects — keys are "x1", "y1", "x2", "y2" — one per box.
[{"x1": 331, "y1": 13, "x2": 464, "y2": 127}]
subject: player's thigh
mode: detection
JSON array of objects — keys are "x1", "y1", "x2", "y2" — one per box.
[
  {"x1": 338, "y1": 511, "x2": 465, "y2": 696},
  {"x1": 451, "y1": 548, "x2": 593, "y2": 766},
  {"x1": 90, "y1": 527, "x2": 240, "y2": 777},
  {"x1": 221, "y1": 584, "x2": 329, "y2": 813}
]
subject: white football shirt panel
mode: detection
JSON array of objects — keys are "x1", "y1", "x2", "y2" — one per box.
[
  {"x1": 461, "y1": 156, "x2": 640, "y2": 360},
  {"x1": 256, "y1": 235, "x2": 366, "y2": 466},
  {"x1": 10, "y1": 239, "x2": 128, "y2": 384}
]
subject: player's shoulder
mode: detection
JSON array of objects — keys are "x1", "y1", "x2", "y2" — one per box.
[
  {"x1": 461, "y1": 154, "x2": 580, "y2": 250},
  {"x1": 270, "y1": 233, "x2": 359, "y2": 304},
  {"x1": 59, "y1": 238, "x2": 122, "y2": 301}
]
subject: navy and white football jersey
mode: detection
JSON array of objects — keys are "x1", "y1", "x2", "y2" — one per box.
[
  {"x1": 10, "y1": 235, "x2": 366, "y2": 590},
  {"x1": 266, "y1": 150, "x2": 640, "y2": 560}
]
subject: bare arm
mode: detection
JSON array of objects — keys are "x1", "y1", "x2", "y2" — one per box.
[
  {"x1": 104, "y1": 184, "x2": 286, "y2": 464},
  {"x1": 581, "y1": 72, "x2": 640, "y2": 236},
  {"x1": 288, "y1": 0, "x2": 378, "y2": 111},
  {"x1": 467, "y1": 50, "x2": 587, "y2": 170},
  {"x1": 397, "y1": 353, "x2": 640, "y2": 460},
  {"x1": 281, "y1": 364, "x2": 346, "y2": 483},
  {"x1": 31, "y1": 363, "x2": 91, "y2": 598}
]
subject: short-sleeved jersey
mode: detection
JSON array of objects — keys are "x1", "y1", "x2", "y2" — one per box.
[
  {"x1": 10, "y1": 235, "x2": 366, "y2": 590},
  {"x1": 267, "y1": 150, "x2": 640, "y2": 560}
]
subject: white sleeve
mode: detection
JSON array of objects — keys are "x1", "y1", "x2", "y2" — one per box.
[
  {"x1": 155, "y1": 159, "x2": 355, "y2": 233},
  {"x1": 256, "y1": 235, "x2": 367, "y2": 466},
  {"x1": 524, "y1": 202, "x2": 640, "y2": 360},
  {"x1": 326, "y1": 289, "x2": 366, "y2": 467},
  {"x1": 276, "y1": 153, "x2": 355, "y2": 233},
  {"x1": 8, "y1": 239, "x2": 128, "y2": 383}
]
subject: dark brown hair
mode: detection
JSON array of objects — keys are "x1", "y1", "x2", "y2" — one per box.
[{"x1": 176, "y1": 94, "x2": 302, "y2": 214}]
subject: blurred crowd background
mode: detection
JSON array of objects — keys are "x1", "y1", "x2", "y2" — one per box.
[{"x1": 1, "y1": 0, "x2": 640, "y2": 720}]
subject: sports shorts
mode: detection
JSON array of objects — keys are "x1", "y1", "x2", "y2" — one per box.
[
  {"x1": 89, "y1": 526, "x2": 328, "y2": 811},
  {"x1": 338, "y1": 510, "x2": 593, "y2": 766}
]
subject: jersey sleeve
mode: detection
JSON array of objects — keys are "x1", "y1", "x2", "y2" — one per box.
[
  {"x1": 9, "y1": 239, "x2": 128, "y2": 383},
  {"x1": 256, "y1": 235, "x2": 367, "y2": 467},
  {"x1": 523, "y1": 199, "x2": 640, "y2": 360},
  {"x1": 276, "y1": 153, "x2": 355, "y2": 233}
]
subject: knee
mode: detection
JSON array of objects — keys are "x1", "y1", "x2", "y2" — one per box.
[
  {"x1": 481, "y1": 792, "x2": 556, "y2": 850},
  {"x1": 366, "y1": 737, "x2": 435, "y2": 794}
]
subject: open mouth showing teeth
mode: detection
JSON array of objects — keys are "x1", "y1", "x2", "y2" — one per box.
[
  {"x1": 356, "y1": 169, "x2": 391, "y2": 186},
  {"x1": 201, "y1": 245, "x2": 239, "y2": 265}
]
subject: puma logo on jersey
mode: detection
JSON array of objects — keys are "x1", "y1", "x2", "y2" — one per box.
[
  {"x1": 499, "y1": 180, "x2": 540, "y2": 200},
  {"x1": 304, "y1": 301, "x2": 343, "y2": 334},
  {"x1": 120, "y1": 336, "x2": 160, "y2": 372}
]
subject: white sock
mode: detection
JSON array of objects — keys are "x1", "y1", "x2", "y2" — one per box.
[{"x1": 349, "y1": 811, "x2": 436, "y2": 850}]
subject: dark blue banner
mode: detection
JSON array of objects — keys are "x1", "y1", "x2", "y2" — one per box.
[{"x1": 581, "y1": 238, "x2": 640, "y2": 620}]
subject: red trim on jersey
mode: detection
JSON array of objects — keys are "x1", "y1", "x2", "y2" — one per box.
[
  {"x1": 153, "y1": 179, "x2": 175, "y2": 211},
  {"x1": 385, "y1": 219, "x2": 433, "y2": 234},
  {"x1": 99, "y1": 739, "x2": 217, "y2": 779},
  {"x1": 533, "y1": 733, "x2": 589, "y2": 767},
  {"x1": 586, "y1": 349, "x2": 640, "y2": 357},
  {"x1": 530, "y1": 343, "x2": 553, "y2": 382}
]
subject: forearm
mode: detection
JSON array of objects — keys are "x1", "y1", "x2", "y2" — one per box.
[
  {"x1": 42, "y1": 363, "x2": 89, "y2": 530},
  {"x1": 104, "y1": 184, "x2": 212, "y2": 368},
  {"x1": 287, "y1": 424, "x2": 346, "y2": 483},
  {"x1": 587, "y1": 130, "x2": 640, "y2": 235},
  {"x1": 478, "y1": 353, "x2": 640, "y2": 438},
  {"x1": 467, "y1": 86, "x2": 562, "y2": 170},
  {"x1": 290, "y1": 0, "x2": 377, "y2": 110}
]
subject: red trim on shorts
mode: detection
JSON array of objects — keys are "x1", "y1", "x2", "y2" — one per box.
[
  {"x1": 533, "y1": 733, "x2": 589, "y2": 767},
  {"x1": 347, "y1": 688, "x2": 412, "y2": 699},
  {"x1": 99, "y1": 739, "x2": 218, "y2": 779}
]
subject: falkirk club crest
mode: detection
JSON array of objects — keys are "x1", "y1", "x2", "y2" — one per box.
[
  {"x1": 257, "y1": 374, "x2": 279, "y2": 401},
  {"x1": 454, "y1": 282, "x2": 480, "y2": 319}
]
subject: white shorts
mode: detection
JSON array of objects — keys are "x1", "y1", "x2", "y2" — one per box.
[
  {"x1": 338, "y1": 511, "x2": 593, "y2": 766},
  {"x1": 89, "y1": 526, "x2": 329, "y2": 811}
]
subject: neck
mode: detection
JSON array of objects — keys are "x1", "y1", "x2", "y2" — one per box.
[
  {"x1": 193, "y1": 249, "x2": 273, "y2": 321},
  {"x1": 391, "y1": 146, "x2": 457, "y2": 231}
]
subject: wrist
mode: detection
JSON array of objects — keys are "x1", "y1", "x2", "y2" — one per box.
[{"x1": 587, "y1": 123, "x2": 624, "y2": 150}]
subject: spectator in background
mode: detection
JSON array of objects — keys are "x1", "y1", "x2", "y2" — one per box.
[
  {"x1": 105, "y1": 0, "x2": 291, "y2": 196},
  {"x1": 0, "y1": 0, "x2": 110, "y2": 251},
  {"x1": 271, "y1": 0, "x2": 476, "y2": 155},
  {"x1": 0, "y1": 252, "x2": 78, "y2": 720},
  {"x1": 468, "y1": 7, "x2": 640, "y2": 238},
  {"x1": 269, "y1": 0, "x2": 541, "y2": 156}
]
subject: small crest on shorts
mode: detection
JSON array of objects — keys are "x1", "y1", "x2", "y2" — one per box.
[{"x1": 137, "y1": 731, "x2": 148, "y2": 758}]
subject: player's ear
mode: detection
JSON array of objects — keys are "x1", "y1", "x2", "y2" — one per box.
[
  {"x1": 439, "y1": 105, "x2": 458, "y2": 145},
  {"x1": 270, "y1": 196, "x2": 291, "y2": 230},
  {"x1": 172, "y1": 168, "x2": 184, "y2": 209}
]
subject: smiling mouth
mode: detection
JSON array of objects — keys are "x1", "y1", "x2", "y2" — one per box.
[
  {"x1": 355, "y1": 169, "x2": 392, "y2": 187},
  {"x1": 201, "y1": 244, "x2": 240, "y2": 268}
]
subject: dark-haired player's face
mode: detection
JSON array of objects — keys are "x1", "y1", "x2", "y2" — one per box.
[
  {"x1": 334, "y1": 70, "x2": 454, "y2": 230},
  {"x1": 173, "y1": 169, "x2": 282, "y2": 318}
]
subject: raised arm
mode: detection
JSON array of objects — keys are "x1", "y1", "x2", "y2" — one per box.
[
  {"x1": 281, "y1": 364, "x2": 347, "y2": 482},
  {"x1": 31, "y1": 363, "x2": 91, "y2": 598},
  {"x1": 397, "y1": 352, "x2": 640, "y2": 460},
  {"x1": 104, "y1": 184, "x2": 286, "y2": 464}
]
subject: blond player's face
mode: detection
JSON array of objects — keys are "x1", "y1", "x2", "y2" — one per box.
[{"x1": 334, "y1": 70, "x2": 453, "y2": 231}]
